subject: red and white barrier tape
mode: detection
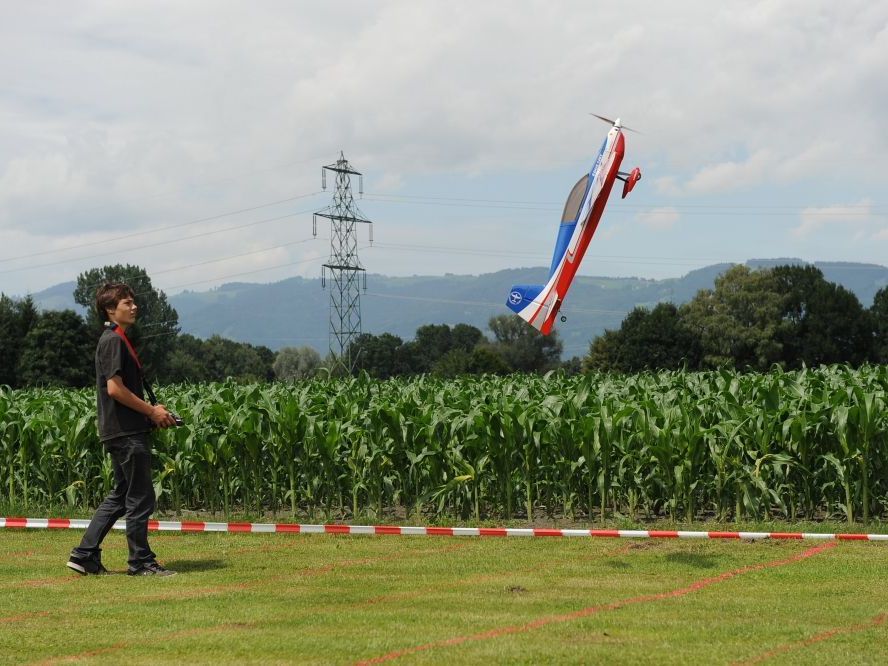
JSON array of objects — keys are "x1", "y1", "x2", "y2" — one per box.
[{"x1": 1, "y1": 517, "x2": 887, "y2": 541}]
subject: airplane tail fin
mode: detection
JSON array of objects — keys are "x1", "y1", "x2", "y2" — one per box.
[
  {"x1": 620, "y1": 167, "x2": 642, "y2": 199},
  {"x1": 507, "y1": 284, "x2": 545, "y2": 327}
]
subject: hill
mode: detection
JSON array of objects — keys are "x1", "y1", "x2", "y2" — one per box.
[{"x1": 25, "y1": 259, "x2": 888, "y2": 359}]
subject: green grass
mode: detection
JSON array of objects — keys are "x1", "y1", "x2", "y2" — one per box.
[{"x1": 1, "y1": 529, "x2": 886, "y2": 664}]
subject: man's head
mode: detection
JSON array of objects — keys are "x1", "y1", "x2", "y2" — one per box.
[{"x1": 96, "y1": 283, "x2": 137, "y2": 328}]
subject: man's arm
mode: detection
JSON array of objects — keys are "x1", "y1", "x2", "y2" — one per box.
[{"x1": 106, "y1": 376, "x2": 176, "y2": 428}]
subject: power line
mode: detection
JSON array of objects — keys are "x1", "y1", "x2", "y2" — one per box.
[
  {"x1": 363, "y1": 291, "x2": 626, "y2": 316},
  {"x1": 155, "y1": 253, "x2": 330, "y2": 293},
  {"x1": 77, "y1": 236, "x2": 325, "y2": 294},
  {"x1": 367, "y1": 241, "x2": 738, "y2": 267},
  {"x1": 0, "y1": 206, "x2": 322, "y2": 276},
  {"x1": 364, "y1": 195, "x2": 885, "y2": 217},
  {"x1": 365, "y1": 191, "x2": 887, "y2": 213},
  {"x1": 366, "y1": 242, "x2": 888, "y2": 271},
  {"x1": 0, "y1": 191, "x2": 323, "y2": 265}
]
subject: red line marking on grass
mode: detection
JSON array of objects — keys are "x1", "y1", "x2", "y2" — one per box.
[
  {"x1": 356, "y1": 541, "x2": 838, "y2": 664},
  {"x1": 0, "y1": 549, "x2": 38, "y2": 563},
  {"x1": 6, "y1": 576, "x2": 82, "y2": 591},
  {"x1": 735, "y1": 612, "x2": 888, "y2": 664},
  {"x1": 29, "y1": 622, "x2": 256, "y2": 665},
  {"x1": 0, "y1": 611, "x2": 51, "y2": 624},
  {"x1": 353, "y1": 540, "x2": 634, "y2": 610}
]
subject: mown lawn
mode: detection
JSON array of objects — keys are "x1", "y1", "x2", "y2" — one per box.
[{"x1": 1, "y1": 528, "x2": 886, "y2": 664}]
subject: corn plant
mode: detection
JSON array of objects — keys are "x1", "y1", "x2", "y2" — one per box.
[{"x1": 1, "y1": 366, "x2": 886, "y2": 522}]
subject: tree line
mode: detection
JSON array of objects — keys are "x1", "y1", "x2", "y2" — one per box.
[
  {"x1": 1, "y1": 262, "x2": 885, "y2": 389},
  {"x1": 585, "y1": 264, "x2": 888, "y2": 372},
  {"x1": 0, "y1": 264, "x2": 566, "y2": 389}
]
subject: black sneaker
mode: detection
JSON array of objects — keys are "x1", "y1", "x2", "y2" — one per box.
[
  {"x1": 127, "y1": 561, "x2": 176, "y2": 577},
  {"x1": 66, "y1": 555, "x2": 109, "y2": 576}
]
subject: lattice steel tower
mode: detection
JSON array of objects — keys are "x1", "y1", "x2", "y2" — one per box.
[{"x1": 313, "y1": 152, "x2": 373, "y2": 373}]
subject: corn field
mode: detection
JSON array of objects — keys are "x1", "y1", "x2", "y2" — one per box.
[{"x1": 1, "y1": 366, "x2": 886, "y2": 523}]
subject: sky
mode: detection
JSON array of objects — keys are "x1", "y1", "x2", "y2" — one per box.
[{"x1": 1, "y1": 0, "x2": 886, "y2": 301}]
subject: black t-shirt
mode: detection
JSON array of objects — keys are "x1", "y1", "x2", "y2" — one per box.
[{"x1": 95, "y1": 328, "x2": 151, "y2": 442}]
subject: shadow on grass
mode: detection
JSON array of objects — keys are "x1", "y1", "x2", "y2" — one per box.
[
  {"x1": 664, "y1": 552, "x2": 718, "y2": 569},
  {"x1": 163, "y1": 559, "x2": 227, "y2": 573},
  {"x1": 605, "y1": 560, "x2": 631, "y2": 570}
]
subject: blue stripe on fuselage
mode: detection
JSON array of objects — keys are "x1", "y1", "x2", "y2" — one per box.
[
  {"x1": 547, "y1": 137, "x2": 608, "y2": 277},
  {"x1": 548, "y1": 222, "x2": 576, "y2": 275}
]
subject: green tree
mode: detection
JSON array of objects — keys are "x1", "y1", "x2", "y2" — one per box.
[
  {"x1": 406, "y1": 324, "x2": 454, "y2": 373},
  {"x1": 451, "y1": 323, "x2": 484, "y2": 352},
  {"x1": 0, "y1": 294, "x2": 38, "y2": 387},
  {"x1": 164, "y1": 334, "x2": 210, "y2": 384},
  {"x1": 273, "y1": 346, "x2": 322, "y2": 380},
  {"x1": 432, "y1": 345, "x2": 511, "y2": 377},
  {"x1": 201, "y1": 336, "x2": 272, "y2": 382},
  {"x1": 872, "y1": 287, "x2": 888, "y2": 363},
  {"x1": 254, "y1": 345, "x2": 276, "y2": 381},
  {"x1": 74, "y1": 265, "x2": 179, "y2": 381},
  {"x1": 488, "y1": 314, "x2": 562, "y2": 373},
  {"x1": 559, "y1": 356, "x2": 583, "y2": 375},
  {"x1": 589, "y1": 303, "x2": 702, "y2": 372},
  {"x1": 16, "y1": 310, "x2": 93, "y2": 388},
  {"x1": 350, "y1": 333, "x2": 409, "y2": 379},
  {"x1": 773, "y1": 265, "x2": 873, "y2": 367},
  {"x1": 583, "y1": 329, "x2": 622, "y2": 373},
  {"x1": 679, "y1": 265, "x2": 783, "y2": 370}
]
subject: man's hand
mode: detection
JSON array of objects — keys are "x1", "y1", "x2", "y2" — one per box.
[
  {"x1": 107, "y1": 376, "x2": 177, "y2": 428},
  {"x1": 149, "y1": 404, "x2": 177, "y2": 428}
]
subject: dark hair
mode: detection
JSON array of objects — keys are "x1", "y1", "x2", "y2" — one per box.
[{"x1": 95, "y1": 283, "x2": 135, "y2": 320}]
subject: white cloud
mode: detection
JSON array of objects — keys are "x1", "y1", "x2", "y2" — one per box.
[
  {"x1": 792, "y1": 200, "x2": 877, "y2": 238},
  {"x1": 685, "y1": 150, "x2": 774, "y2": 194},
  {"x1": 636, "y1": 207, "x2": 680, "y2": 231},
  {"x1": 1, "y1": 0, "x2": 887, "y2": 297}
]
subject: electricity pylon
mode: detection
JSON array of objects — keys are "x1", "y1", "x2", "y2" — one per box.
[{"x1": 313, "y1": 152, "x2": 373, "y2": 374}]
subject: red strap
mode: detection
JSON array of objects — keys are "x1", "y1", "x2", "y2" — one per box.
[{"x1": 111, "y1": 326, "x2": 142, "y2": 369}]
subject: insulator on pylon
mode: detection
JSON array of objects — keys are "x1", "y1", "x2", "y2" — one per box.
[
  {"x1": 359, "y1": 174, "x2": 363, "y2": 198},
  {"x1": 321, "y1": 169, "x2": 326, "y2": 190},
  {"x1": 313, "y1": 214, "x2": 317, "y2": 237},
  {"x1": 321, "y1": 266, "x2": 326, "y2": 289},
  {"x1": 368, "y1": 222, "x2": 373, "y2": 245}
]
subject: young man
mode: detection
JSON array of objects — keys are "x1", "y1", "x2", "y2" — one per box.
[{"x1": 67, "y1": 283, "x2": 178, "y2": 576}]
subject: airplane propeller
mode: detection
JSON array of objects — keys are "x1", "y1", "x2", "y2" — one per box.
[{"x1": 589, "y1": 113, "x2": 641, "y2": 134}]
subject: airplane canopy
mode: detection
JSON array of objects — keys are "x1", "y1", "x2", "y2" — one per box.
[{"x1": 561, "y1": 174, "x2": 589, "y2": 223}]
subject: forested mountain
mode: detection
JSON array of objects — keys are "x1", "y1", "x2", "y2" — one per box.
[{"x1": 26, "y1": 260, "x2": 888, "y2": 359}]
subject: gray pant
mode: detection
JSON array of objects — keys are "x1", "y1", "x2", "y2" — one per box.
[{"x1": 72, "y1": 433, "x2": 157, "y2": 569}]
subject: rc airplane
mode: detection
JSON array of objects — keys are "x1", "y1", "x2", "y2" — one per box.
[{"x1": 506, "y1": 115, "x2": 641, "y2": 335}]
